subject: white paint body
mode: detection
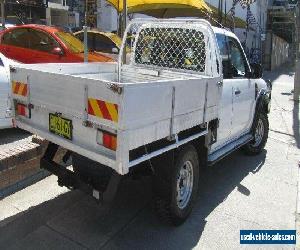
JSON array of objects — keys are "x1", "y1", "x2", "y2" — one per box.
[
  {"x1": 11, "y1": 20, "x2": 268, "y2": 175},
  {"x1": 0, "y1": 53, "x2": 16, "y2": 129}
]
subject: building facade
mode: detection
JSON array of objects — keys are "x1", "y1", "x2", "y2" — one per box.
[
  {"x1": 97, "y1": 0, "x2": 118, "y2": 31},
  {"x1": 67, "y1": 0, "x2": 85, "y2": 26},
  {"x1": 5, "y1": 0, "x2": 47, "y2": 24},
  {"x1": 206, "y1": 0, "x2": 269, "y2": 63},
  {"x1": 46, "y1": 0, "x2": 69, "y2": 26}
]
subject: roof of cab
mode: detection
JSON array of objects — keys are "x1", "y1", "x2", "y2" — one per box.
[{"x1": 212, "y1": 26, "x2": 239, "y2": 40}]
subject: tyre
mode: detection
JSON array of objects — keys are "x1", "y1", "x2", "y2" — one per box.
[
  {"x1": 72, "y1": 153, "x2": 112, "y2": 190},
  {"x1": 153, "y1": 144, "x2": 200, "y2": 226},
  {"x1": 243, "y1": 112, "x2": 269, "y2": 155}
]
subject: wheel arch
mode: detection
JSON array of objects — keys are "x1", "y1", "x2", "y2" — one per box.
[
  {"x1": 256, "y1": 88, "x2": 271, "y2": 115},
  {"x1": 250, "y1": 88, "x2": 271, "y2": 134}
]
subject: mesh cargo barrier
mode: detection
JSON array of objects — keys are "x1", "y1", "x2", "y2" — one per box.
[{"x1": 124, "y1": 21, "x2": 208, "y2": 74}]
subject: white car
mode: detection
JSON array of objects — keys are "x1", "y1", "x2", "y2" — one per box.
[{"x1": 0, "y1": 53, "x2": 18, "y2": 129}]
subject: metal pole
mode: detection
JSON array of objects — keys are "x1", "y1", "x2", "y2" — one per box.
[
  {"x1": 294, "y1": 5, "x2": 300, "y2": 101},
  {"x1": 85, "y1": 0, "x2": 88, "y2": 26},
  {"x1": 220, "y1": 0, "x2": 223, "y2": 25},
  {"x1": 224, "y1": 0, "x2": 227, "y2": 27},
  {"x1": 83, "y1": 0, "x2": 88, "y2": 63},
  {"x1": 218, "y1": 0, "x2": 221, "y2": 24},
  {"x1": 1, "y1": 0, "x2": 5, "y2": 29},
  {"x1": 122, "y1": 0, "x2": 127, "y2": 34},
  {"x1": 122, "y1": 0, "x2": 127, "y2": 63},
  {"x1": 83, "y1": 25, "x2": 88, "y2": 62}
]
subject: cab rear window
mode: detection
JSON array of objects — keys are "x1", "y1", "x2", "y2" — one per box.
[{"x1": 134, "y1": 27, "x2": 206, "y2": 72}]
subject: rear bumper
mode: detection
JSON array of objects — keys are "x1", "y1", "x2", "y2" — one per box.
[
  {"x1": 41, "y1": 143, "x2": 121, "y2": 203},
  {"x1": 16, "y1": 120, "x2": 124, "y2": 174}
]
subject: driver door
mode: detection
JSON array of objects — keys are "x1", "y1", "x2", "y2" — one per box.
[
  {"x1": 228, "y1": 37, "x2": 255, "y2": 138},
  {"x1": 211, "y1": 32, "x2": 234, "y2": 152},
  {"x1": 27, "y1": 29, "x2": 64, "y2": 63}
]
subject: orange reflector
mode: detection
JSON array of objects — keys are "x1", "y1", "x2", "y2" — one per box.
[
  {"x1": 17, "y1": 103, "x2": 26, "y2": 116},
  {"x1": 103, "y1": 133, "x2": 117, "y2": 151},
  {"x1": 12, "y1": 81, "x2": 28, "y2": 96},
  {"x1": 96, "y1": 130, "x2": 117, "y2": 151}
]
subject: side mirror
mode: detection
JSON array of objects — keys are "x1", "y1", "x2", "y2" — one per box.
[
  {"x1": 51, "y1": 47, "x2": 63, "y2": 56},
  {"x1": 112, "y1": 47, "x2": 119, "y2": 54},
  {"x1": 250, "y1": 63, "x2": 263, "y2": 79},
  {"x1": 266, "y1": 79, "x2": 272, "y2": 89}
]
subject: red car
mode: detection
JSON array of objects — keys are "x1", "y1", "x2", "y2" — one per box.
[{"x1": 0, "y1": 24, "x2": 114, "y2": 63}]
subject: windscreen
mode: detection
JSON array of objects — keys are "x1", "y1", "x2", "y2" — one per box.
[{"x1": 55, "y1": 32, "x2": 84, "y2": 53}]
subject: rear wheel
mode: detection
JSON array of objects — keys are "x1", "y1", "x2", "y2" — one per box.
[
  {"x1": 243, "y1": 112, "x2": 269, "y2": 155},
  {"x1": 153, "y1": 144, "x2": 200, "y2": 226}
]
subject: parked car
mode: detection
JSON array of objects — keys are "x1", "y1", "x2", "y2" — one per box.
[
  {"x1": 0, "y1": 53, "x2": 18, "y2": 129},
  {"x1": 0, "y1": 24, "x2": 114, "y2": 64},
  {"x1": 11, "y1": 20, "x2": 272, "y2": 226},
  {"x1": 74, "y1": 30, "x2": 129, "y2": 60}
]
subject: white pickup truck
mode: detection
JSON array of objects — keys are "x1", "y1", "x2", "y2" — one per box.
[{"x1": 10, "y1": 19, "x2": 271, "y2": 226}]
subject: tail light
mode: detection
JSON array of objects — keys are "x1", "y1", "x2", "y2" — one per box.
[
  {"x1": 96, "y1": 130, "x2": 117, "y2": 151},
  {"x1": 16, "y1": 103, "x2": 30, "y2": 118}
]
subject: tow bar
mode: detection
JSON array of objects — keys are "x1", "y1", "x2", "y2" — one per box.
[{"x1": 40, "y1": 142, "x2": 121, "y2": 204}]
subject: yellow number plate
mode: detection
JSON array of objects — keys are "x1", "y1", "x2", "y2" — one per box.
[{"x1": 49, "y1": 114, "x2": 72, "y2": 140}]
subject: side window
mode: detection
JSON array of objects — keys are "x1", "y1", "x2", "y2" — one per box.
[
  {"x1": 2, "y1": 28, "x2": 30, "y2": 48},
  {"x1": 75, "y1": 32, "x2": 94, "y2": 50},
  {"x1": 76, "y1": 32, "x2": 83, "y2": 41},
  {"x1": 227, "y1": 37, "x2": 248, "y2": 78},
  {"x1": 94, "y1": 34, "x2": 117, "y2": 53},
  {"x1": 87, "y1": 33, "x2": 94, "y2": 51},
  {"x1": 216, "y1": 33, "x2": 229, "y2": 59},
  {"x1": 216, "y1": 33, "x2": 231, "y2": 79},
  {"x1": 28, "y1": 29, "x2": 60, "y2": 53}
]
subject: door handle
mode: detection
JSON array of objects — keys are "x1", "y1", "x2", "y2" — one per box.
[{"x1": 235, "y1": 89, "x2": 241, "y2": 95}]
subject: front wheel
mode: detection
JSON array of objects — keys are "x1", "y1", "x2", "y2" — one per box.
[
  {"x1": 153, "y1": 144, "x2": 200, "y2": 226},
  {"x1": 243, "y1": 112, "x2": 269, "y2": 155}
]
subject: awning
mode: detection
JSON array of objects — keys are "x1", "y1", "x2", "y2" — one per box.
[{"x1": 107, "y1": 0, "x2": 212, "y2": 14}]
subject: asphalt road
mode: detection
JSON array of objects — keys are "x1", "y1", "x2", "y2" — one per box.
[{"x1": 0, "y1": 67, "x2": 299, "y2": 250}]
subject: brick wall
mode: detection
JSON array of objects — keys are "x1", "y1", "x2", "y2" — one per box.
[{"x1": 0, "y1": 136, "x2": 68, "y2": 198}]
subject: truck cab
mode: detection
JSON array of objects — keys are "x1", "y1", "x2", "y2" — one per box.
[{"x1": 209, "y1": 28, "x2": 265, "y2": 155}]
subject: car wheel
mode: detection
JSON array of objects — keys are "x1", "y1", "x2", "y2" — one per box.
[
  {"x1": 153, "y1": 144, "x2": 200, "y2": 226},
  {"x1": 243, "y1": 112, "x2": 269, "y2": 155}
]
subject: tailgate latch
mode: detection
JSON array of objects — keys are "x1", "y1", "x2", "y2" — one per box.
[{"x1": 108, "y1": 83, "x2": 123, "y2": 94}]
